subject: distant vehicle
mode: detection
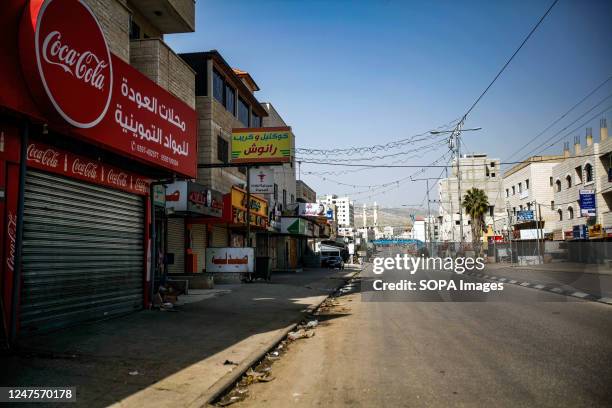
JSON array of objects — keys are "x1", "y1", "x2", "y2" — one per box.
[{"x1": 323, "y1": 255, "x2": 344, "y2": 270}]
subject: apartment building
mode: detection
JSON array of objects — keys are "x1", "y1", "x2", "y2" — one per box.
[
  {"x1": 551, "y1": 121, "x2": 611, "y2": 239},
  {"x1": 503, "y1": 155, "x2": 565, "y2": 238},
  {"x1": 438, "y1": 154, "x2": 506, "y2": 242},
  {"x1": 318, "y1": 195, "x2": 354, "y2": 228},
  {"x1": 179, "y1": 51, "x2": 270, "y2": 250}
]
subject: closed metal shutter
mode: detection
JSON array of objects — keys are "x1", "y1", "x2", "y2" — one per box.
[
  {"x1": 167, "y1": 218, "x2": 184, "y2": 274},
  {"x1": 20, "y1": 170, "x2": 144, "y2": 334},
  {"x1": 191, "y1": 224, "x2": 206, "y2": 273},
  {"x1": 211, "y1": 225, "x2": 228, "y2": 247}
]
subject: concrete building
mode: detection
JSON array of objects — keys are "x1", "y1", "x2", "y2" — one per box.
[
  {"x1": 438, "y1": 154, "x2": 506, "y2": 242},
  {"x1": 318, "y1": 195, "x2": 354, "y2": 228},
  {"x1": 503, "y1": 155, "x2": 565, "y2": 238},
  {"x1": 261, "y1": 102, "x2": 296, "y2": 214},
  {"x1": 296, "y1": 180, "x2": 316, "y2": 203},
  {"x1": 179, "y1": 51, "x2": 270, "y2": 251},
  {"x1": 551, "y1": 121, "x2": 611, "y2": 239}
]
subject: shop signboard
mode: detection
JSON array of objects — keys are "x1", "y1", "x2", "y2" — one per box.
[
  {"x1": 227, "y1": 187, "x2": 268, "y2": 228},
  {"x1": 249, "y1": 167, "x2": 274, "y2": 194},
  {"x1": 516, "y1": 210, "x2": 534, "y2": 222},
  {"x1": 588, "y1": 224, "x2": 603, "y2": 239},
  {"x1": 7, "y1": 0, "x2": 197, "y2": 178},
  {"x1": 165, "y1": 181, "x2": 222, "y2": 217},
  {"x1": 153, "y1": 185, "x2": 166, "y2": 207},
  {"x1": 281, "y1": 217, "x2": 307, "y2": 235},
  {"x1": 299, "y1": 202, "x2": 326, "y2": 217},
  {"x1": 579, "y1": 189, "x2": 596, "y2": 217},
  {"x1": 572, "y1": 224, "x2": 588, "y2": 240},
  {"x1": 231, "y1": 127, "x2": 292, "y2": 164},
  {"x1": 26, "y1": 141, "x2": 149, "y2": 195},
  {"x1": 206, "y1": 247, "x2": 254, "y2": 273}
]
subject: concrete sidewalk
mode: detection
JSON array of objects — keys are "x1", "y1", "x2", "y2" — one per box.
[
  {"x1": 1, "y1": 267, "x2": 359, "y2": 407},
  {"x1": 484, "y1": 263, "x2": 612, "y2": 299}
]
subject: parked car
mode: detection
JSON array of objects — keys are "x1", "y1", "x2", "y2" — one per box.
[{"x1": 324, "y1": 255, "x2": 344, "y2": 270}]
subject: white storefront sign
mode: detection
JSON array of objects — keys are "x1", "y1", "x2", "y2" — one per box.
[
  {"x1": 249, "y1": 167, "x2": 275, "y2": 194},
  {"x1": 206, "y1": 247, "x2": 254, "y2": 273}
]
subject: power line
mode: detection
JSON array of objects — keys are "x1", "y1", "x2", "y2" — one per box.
[
  {"x1": 505, "y1": 74, "x2": 612, "y2": 162},
  {"x1": 462, "y1": 0, "x2": 560, "y2": 121}
]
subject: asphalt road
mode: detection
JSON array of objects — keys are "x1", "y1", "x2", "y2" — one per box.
[{"x1": 234, "y1": 250, "x2": 612, "y2": 407}]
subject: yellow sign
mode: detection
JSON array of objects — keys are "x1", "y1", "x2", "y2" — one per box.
[
  {"x1": 231, "y1": 127, "x2": 292, "y2": 164},
  {"x1": 230, "y1": 186, "x2": 268, "y2": 228},
  {"x1": 589, "y1": 224, "x2": 603, "y2": 239}
]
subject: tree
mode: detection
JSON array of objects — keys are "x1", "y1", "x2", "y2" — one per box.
[{"x1": 462, "y1": 187, "x2": 489, "y2": 256}]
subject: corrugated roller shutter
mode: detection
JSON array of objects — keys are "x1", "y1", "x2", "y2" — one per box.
[
  {"x1": 211, "y1": 225, "x2": 228, "y2": 247},
  {"x1": 191, "y1": 224, "x2": 206, "y2": 273},
  {"x1": 20, "y1": 170, "x2": 144, "y2": 334},
  {"x1": 167, "y1": 218, "x2": 184, "y2": 274}
]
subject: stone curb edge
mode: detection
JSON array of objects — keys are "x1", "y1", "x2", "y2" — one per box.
[
  {"x1": 196, "y1": 269, "x2": 361, "y2": 407},
  {"x1": 463, "y1": 271, "x2": 612, "y2": 305}
]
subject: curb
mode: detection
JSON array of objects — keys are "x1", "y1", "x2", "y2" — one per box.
[
  {"x1": 198, "y1": 269, "x2": 361, "y2": 407},
  {"x1": 463, "y1": 271, "x2": 610, "y2": 305}
]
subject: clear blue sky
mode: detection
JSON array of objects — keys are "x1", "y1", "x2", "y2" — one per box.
[{"x1": 166, "y1": 0, "x2": 612, "y2": 208}]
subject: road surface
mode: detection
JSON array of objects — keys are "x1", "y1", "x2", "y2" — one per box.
[{"x1": 234, "y1": 250, "x2": 612, "y2": 407}]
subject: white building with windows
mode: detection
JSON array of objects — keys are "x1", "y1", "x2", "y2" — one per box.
[
  {"x1": 551, "y1": 122, "x2": 611, "y2": 237},
  {"x1": 503, "y1": 155, "x2": 565, "y2": 237},
  {"x1": 438, "y1": 154, "x2": 506, "y2": 242},
  {"x1": 318, "y1": 195, "x2": 354, "y2": 228}
]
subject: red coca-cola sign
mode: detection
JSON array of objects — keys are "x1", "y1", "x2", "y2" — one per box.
[{"x1": 20, "y1": 0, "x2": 113, "y2": 128}]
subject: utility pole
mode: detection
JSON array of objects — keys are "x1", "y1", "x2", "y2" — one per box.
[
  {"x1": 454, "y1": 121, "x2": 464, "y2": 245},
  {"x1": 246, "y1": 166, "x2": 251, "y2": 247}
]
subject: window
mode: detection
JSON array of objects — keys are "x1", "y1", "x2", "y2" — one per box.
[
  {"x1": 129, "y1": 16, "x2": 141, "y2": 40},
  {"x1": 273, "y1": 184, "x2": 278, "y2": 201},
  {"x1": 489, "y1": 206, "x2": 494, "y2": 217},
  {"x1": 505, "y1": 189, "x2": 509, "y2": 198},
  {"x1": 551, "y1": 201, "x2": 555, "y2": 210},
  {"x1": 213, "y1": 70, "x2": 224, "y2": 104},
  {"x1": 238, "y1": 97, "x2": 249, "y2": 127},
  {"x1": 490, "y1": 162, "x2": 495, "y2": 168},
  {"x1": 575, "y1": 166, "x2": 583, "y2": 184},
  {"x1": 527, "y1": 203, "x2": 531, "y2": 211},
  {"x1": 558, "y1": 209, "x2": 563, "y2": 221},
  {"x1": 512, "y1": 186, "x2": 516, "y2": 195},
  {"x1": 566, "y1": 175, "x2": 572, "y2": 188},
  {"x1": 512, "y1": 207, "x2": 516, "y2": 215},
  {"x1": 290, "y1": 194, "x2": 295, "y2": 203},
  {"x1": 491, "y1": 173, "x2": 496, "y2": 178},
  {"x1": 518, "y1": 182, "x2": 522, "y2": 193},
  {"x1": 525, "y1": 179, "x2": 529, "y2": 190},
  {"x1": 217, "y1": 135, "x2": 229, "y2": 163},
  {"x1": 251, "y1": 112, "x2": 261, "y2": 128},
  {"x1": 555, "y1": 179, "x2": 561, "y2": 192},
  {"x1": 549, "y1": 177, "x2": 553, "y2": 186},
  {"x1": 225, "y1": 84, "x2": 235, "y2": 114},
  {"x1": 585, "y1": 163, "x2": 593, "y2": 183},
  {"x1": 282, "y1": 190, "x2": 287, "y2": 207},
  {"x1": 568, "y1": 206, "x2": 574, "y2": 220},
  {"x1": 519, "y1": 205, "x2": 523, "y2": 211}
]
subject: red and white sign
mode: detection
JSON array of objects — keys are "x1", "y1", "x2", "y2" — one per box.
[
  {"x1": 20, "y1": 0, "x2": 112, "y2": 128},
  {"x1": 27, "y1": 142, "x2": 150, "y2": 195},
  {"x1": 15, "y1": 0, "x2": 197, "y2": 178},
  {"x1": 249, "y1": 167, "x2": 275, "y2": 194}
]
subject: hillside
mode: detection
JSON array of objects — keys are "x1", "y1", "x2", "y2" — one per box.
[{"x1": 354, "y1": 206, "x2": 427, "y2": 228}]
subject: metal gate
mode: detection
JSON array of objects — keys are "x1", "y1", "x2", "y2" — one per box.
[
  {"x1": 211, "y1": 225, "x2": 228, "y2": 247},
  {"x1": 191, "y1": 224, "x2": 206, "y2": 273},
  {"x1": 167, "y1": 218, "x2": 185, "y2": 274},
  {"x1": 20, "y1": 170, "x2": 145, "y2": 334}
]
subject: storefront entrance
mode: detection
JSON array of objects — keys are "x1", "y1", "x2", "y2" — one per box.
[{"x1": 19, "y1": 170, "x2": 144, "y2": 334}]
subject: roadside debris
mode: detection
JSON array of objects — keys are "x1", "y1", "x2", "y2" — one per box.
[
  {"x1": 287, "y1": 329, "x2": 315, "y2": 341},
  {"x1": 128, "y1": 370, "x2": 140, "y2": 376},
  {"x1": 224, "y1": 360, "x2": 239, "y2": 366},
  {"x1": 305, "y1": 319, "x2": 318, "y2": 329}
]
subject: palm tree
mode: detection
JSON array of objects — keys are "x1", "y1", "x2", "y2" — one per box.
[{"x1": 462, "y1": 187, "x2": 489, "y2": 256}]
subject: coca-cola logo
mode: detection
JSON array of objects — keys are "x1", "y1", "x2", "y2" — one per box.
[
  {"x1": 27, "y1": 144, "x2": 60, "y2": 168},
  {"x1": 6, "y1": 212, "x2": 17, "y2": 272},
  {"x1": 107, "y1": 169, "x2": 127, "y2": 187},
  {"x1": 135, "y1": 178, "x2": 149, "y2": 193},
  {"x1": 26, "y1": 0, "x2": 113, "y2": 128},
  {"x1": 71, "y1": 158, "x2": 98, "y2": 179}
]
